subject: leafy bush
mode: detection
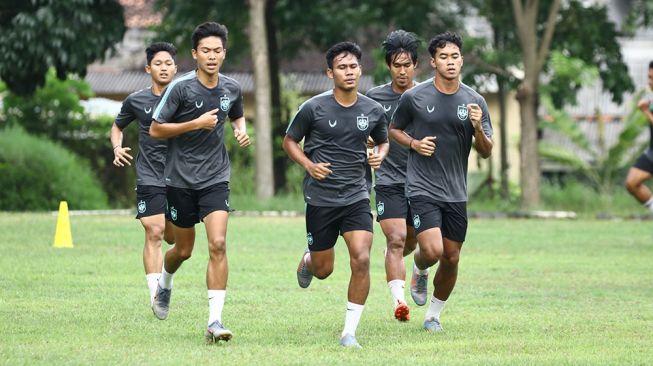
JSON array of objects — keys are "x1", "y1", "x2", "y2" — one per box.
[{"x1": 0, "y1": 127, "x2": 108, "y2": 211}]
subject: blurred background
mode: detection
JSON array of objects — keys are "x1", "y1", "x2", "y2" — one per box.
[{"x1": 1, "y1": 0, "x2": 652, "y2": 217}]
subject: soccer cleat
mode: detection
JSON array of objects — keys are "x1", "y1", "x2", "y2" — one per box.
[
  {"x1": 151, "y1": 285, "x2": 171, "y2": 320},
  {"x1": 339, "y1": 333, "x2": 362, "y2": 349},
  {"x1": 394, "y1": 301, "x2": 410, "y2": 322},
  {"x1": 297, "y1": 248, "x2": 313, "y2": 288},
  {"x1": 410, "y1": 265, "x2": 429, "y2": 306},
  {"x1": 423, "y1": 317, "x2": 443, "y2": 332},
  {"x1": 205, "y1": 320, "x2": 233, "y2": 343}
]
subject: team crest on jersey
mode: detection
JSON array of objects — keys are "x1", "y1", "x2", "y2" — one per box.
[
  {"x1": 170, "y1": 207, "x2": 178, "y2": 221},
  {"x1": 220, "y1": 95, "x2": 230, "y2": 111},
  {"x1": 457, "y1": 104, "x2": 468, "y2": 121},
  {"x1": 357, "y1": 114, "x2": 369, "y2": 131},
  {"x1": 144, "y1": 106, "x2": 152, "y2": 114},
  {"x1": 137, "y1": 200, "x2": 146, "y2": 214},
  {"x1": 377, "y1": 201, "x2": 385, "y2": 216},
  {"x1": 307, "y1": 232, "x2": 314, "y2": 246},
  {"x1": 413, "y1": 214, "x2": 421, "y2": 229}
]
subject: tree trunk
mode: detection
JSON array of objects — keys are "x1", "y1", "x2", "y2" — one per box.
[
  {"x1": 498, "y1": 77, "x2": 510, "y2": 200},
  {"x1": 249, "y1": 0, "x2": 274, "y2": 199},
  {"x1": 517, "y1": 82, "x2": 540, "y2": 208}
]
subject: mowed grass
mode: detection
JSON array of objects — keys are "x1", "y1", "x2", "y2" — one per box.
[{"x1": 1, "y1": 212, "x2": 652, "y2": 365}]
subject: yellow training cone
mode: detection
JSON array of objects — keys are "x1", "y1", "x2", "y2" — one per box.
[{"x1": 53, "y1": 201, "x2": 73, "y2": 248}]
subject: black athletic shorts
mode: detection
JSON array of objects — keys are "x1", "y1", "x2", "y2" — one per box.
[
  {"x1": 408, "y1": 196, "x2": 467, "y2": 242},
  {"x1": 305, "y1": 198, "x2": 373, "y2": 252},
  {"x1": 135, "y1": 185, "x2": 168, "y2": 219},
  {"x1": 374, "y1": 184, "x2": 412, "y2": 225},
  {"x1": 166, "y1": 182, "x2": 230, "y2": 228},
  {"x1": 633, "y1": 153, "x2": 653, "y2": 174}
]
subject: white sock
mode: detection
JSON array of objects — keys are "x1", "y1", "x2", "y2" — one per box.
[
  {"x1": 158, "y1": 265, "x2": 174, "y2": 290},
  {"x1": 414, "y1": 263, "x2": 428, "y2": 275},
  {"x1": 146, "y1": 273, "x2": 160, "y2": 305},
  {"x1": 342, "y1": 302, "x2": 364, "y2": 337},
  {"x1": 388, "y1": 279, "x2": 406, "y2": 305},
  {"x1": 644, "y1": 197, "x2": 653, "y2": 213},
  {"x1": 425, "y1": 295, "x2": 446, "y2": 321},
  {"x1": 208, "y1": 290, "x2": 226, "y2": 325}
]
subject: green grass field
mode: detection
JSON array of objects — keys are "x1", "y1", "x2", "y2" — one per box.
[{"x1": 1, "y1": 212, "x2": 652, "y2": 365}]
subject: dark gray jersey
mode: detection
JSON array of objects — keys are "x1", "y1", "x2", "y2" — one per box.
[
  {"x1": 393, "y1": 78, "x2": 493, "y2": 202},
  {"x1": 115, "y1": 88, "x2": 166, "y2": 187},
  {"x1": 366, "y1": 82, "x2": 408, "y2": 186},
  {"x1": 286, "y1": 92, "x2": 389, "y2": 207},
  {"x1": 152, "y1": 71, "x2": 244, "y2": 189}
]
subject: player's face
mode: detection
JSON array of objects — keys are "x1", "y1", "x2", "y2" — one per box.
[
  {"x1": 648, "y1": 68, "x2": 653, "y2": 90},
  {"x1": 192, "y1": 36, "x2": 226, "y2": 76},
  {"x1": 146, "y1": 51, "x2": 176, "y2": 86},
  {"x1": 389, "y1": 52, "x2": 416, "y2": 91},
  {"x1": 431, "y1": 42, "x2": 463, "y2": 81},
  {"x1": 327, "y1": 52, "x2": 361, "y2": 92}
]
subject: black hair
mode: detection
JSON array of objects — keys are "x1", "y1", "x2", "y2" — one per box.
[
  {"x1": 427, "y1": 31, "x2": 463, "y2": 57},
  {"x1": 382, "y1": 30, "x2": 419, "y2": 66},
  {"x1": 191, "y1": 22, "x2": 228, "y2": 50},
  {"x1": 325, "y1": 41, "x2": 362, "y2": 69},
  {"x1": 649, "y1": 60, "x2": 653, "y2": 69},
  {"x1": 145, "y1": 42, "x2": 177, "y2": 65}
]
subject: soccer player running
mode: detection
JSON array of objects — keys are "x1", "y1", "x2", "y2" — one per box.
[
  {"x1": 625, "y1": 61, "x2": 653, "y2": 213},
  {"x1": 283, "y1": 42, "x2": 389, "y2": 349},
  {"x1": 389, "y1": 32, "x2": 493, "y2": 332},
  {"x1": 111, "y1": 42, "x2": 177, "y2": 307},
  {"x1": 149, "y1": 22, "x2": 250, "y2": 343},
  {"x1": 366, "y1": 30, "x2": 420, "y2": 322}
]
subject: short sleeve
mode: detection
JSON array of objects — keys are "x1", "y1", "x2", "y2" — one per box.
[
  {"x1": 228, "y1": 86, "x2": 244, "y2": 120},
  {"x1": 285, "y1": 102, "x2": 313, "y2": 142},
  {"x1": 114, "y1": 97, "x2": 135, "y2": 129},
  {"x1": 370, "y1": 110, "x2": 388, "y2": 144},
  {"x1": 478, "y1": 97, "x2": 493, "y2": 138},
  {"x1": 152, "y1": 83, "x2": 183, "y2": 123},
  {"x1": 391, "y1": 92, "x2": 412, "y2": 130}
]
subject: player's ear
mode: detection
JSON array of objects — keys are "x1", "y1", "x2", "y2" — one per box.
[
  {"x1": 326, "y1": 68, "x2": 334, "y2": 80},
  {"x1": 430, "y1": 57, "x2": 436, "y2": 69},
  {"x1": 145, "y1": 64, "x2": 151, "y2": 74},
  {"x1": 191, "y1": 48, "x2": 197, "y2": 61}
]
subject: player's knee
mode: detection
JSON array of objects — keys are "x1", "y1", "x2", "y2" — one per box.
[
  {"x1": 145, "y1": 224, "x2": 165, "y2": 243},
  {"x1": 208, "y1": 236, "x2": 226, "y2": 257},
  {"x1": 624, "y1": 177, "x2": 638, "y2": 193},
  {"x1": 177, "y1": 248, "x2": 193, "y2": 261},
  {"x1": 386, "y1": 232, "x2": 407, "y2": 252},
  {"x1": 313, "y1": 264, "x2": 333, "y2": 279},
  {"x1": 441, "y1": 251, "x2": 460, "y2": 267},
  {"x1": 350, "y1": 252, "x2": 370, "y2": 273},
  {"x1": 420, "y1": 245, "x2": 442, "y2": 264}
]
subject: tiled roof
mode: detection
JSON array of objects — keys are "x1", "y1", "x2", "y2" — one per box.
[{"x1": 85, "y1": 71, "x2": 375, "y2": 96}]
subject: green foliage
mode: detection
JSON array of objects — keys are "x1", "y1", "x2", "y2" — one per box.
[
  {"x1": 0, "y1": 0, "x2": 125, "y2": 96},
  {"x1": 0, "y1": 127, "x2": 108, "y2": 211},
  {"x1": 623, "y1": 0, "x2": 653, "y2": 35},
  {"x1": 538, "y1": 91, "x2": 648, "y2": 194}
]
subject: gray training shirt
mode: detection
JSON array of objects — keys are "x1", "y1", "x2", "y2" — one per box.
[
  {"x1": 152, "y1": 71, "x2": 244, "y2": 190},
  {"x1": 115, "y1": 88, "x2": 167, "y2": 187},
  {"x1": 392, "y1": 78, "x2": 493, "y2": 202},
  {"x1": 286, "y1": 92, "x2": 389, "y2": 207},
  {"x1": 366, "y1": 82, "x2": 409, "y2": 187}
]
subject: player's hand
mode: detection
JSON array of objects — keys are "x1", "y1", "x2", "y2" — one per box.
[
  {"x1": 113, "y1": 146, "x2": 133, "y2": 167},
  {"x1": 368, "y1": 151, "x2": 384, "y2": 170},
  {"x1": 306, "y1": 162, "x2": 332, "y2": 181},
  {"x1": 412, "y1": 136, "x2": 436, "y2": 157},
  {"x1": 467, "y1": 103, "x2": 483, "y2": 130},
  {"x1": 637, "y1": 99, "x2": 650, "y2": 112},
  {"x1": 366, "y1": 136, "x2": 375, "y2": 149},
  {"x1": 196, "y1": 108, "x2": 219, "y2": 130},
  {"x1": 234, "y1": 128, "x2": 250, "y2": 148}
]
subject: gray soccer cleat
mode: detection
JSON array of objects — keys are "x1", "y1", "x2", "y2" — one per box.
[
  {"x1": 152, "y1": 285, "x2": 171, "y2": 320},
  {"x1": 205, "y1": 320, "x2": 233, "y2": 343},
  {"x1": 339, "y1": 333, "x2": 362, "y2": 349},
  {"x1": 410, "y1": 265, "x2": 429, "y2": 306},
  {"x1": 296, "y1": 248, "x2": 313, "y2": 288},
  {"x1": 423, "y1": 317, "x2": 443, "y2": 332}
]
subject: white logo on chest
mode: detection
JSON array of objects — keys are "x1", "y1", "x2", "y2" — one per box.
[
  {"x1": 328, "y1": 120, "x2": 337, "y2": 128},
  {"x1": 457, "y1": 104, "x2": 468, "y2": 120},
  {"x1": 144, "y1": 106, "x2": 152, "y2": 114},
  {"x1": 383, "y1": 105, "x2": 392, "y2": 112},
  {"x1": 356, "y1": 114, "x2": 369, "y2": 131},
  {"x1": 195, "y1": 100, "x2": 204, "y2": 109},
  {"x1": 427, "y1": 106, "x2": 435, "y2": 113}
]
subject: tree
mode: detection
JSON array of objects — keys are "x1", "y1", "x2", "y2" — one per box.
[
  {"x1": 249, "y1": 0, "x2": 274, "y2": 199},
  {"x1": 0, "y1": 0, "x2": 125, "y2": 96},
  {"x1": 464, "y1": 0, "x2": 634, "y2": 208}
]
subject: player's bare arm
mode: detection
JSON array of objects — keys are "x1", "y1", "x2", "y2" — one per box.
[
  {"x1": 110, "y1": 123, "x2": 133, "y2": 167},
  {"x1": 149, "y1": 108, "x2": 220, "y2": 138},
  {"x1": 368, "y1": 140, "x2": 389, "y2": 169},
  {"x1": 467, "y1": 103, "x2": 493, "y2": 158},
  {"x1": 230, "y1": 116, "x2": 250, "y2": 148},
  {"x1": 637, "y1": 99, "x2": 653, "y2": 125},
  {"x1": 389, "y1": 123, "x2": 436, "y2": 157},
  {"x1": 282, "y1": 135, "x2": 332, "y2": 181}
]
